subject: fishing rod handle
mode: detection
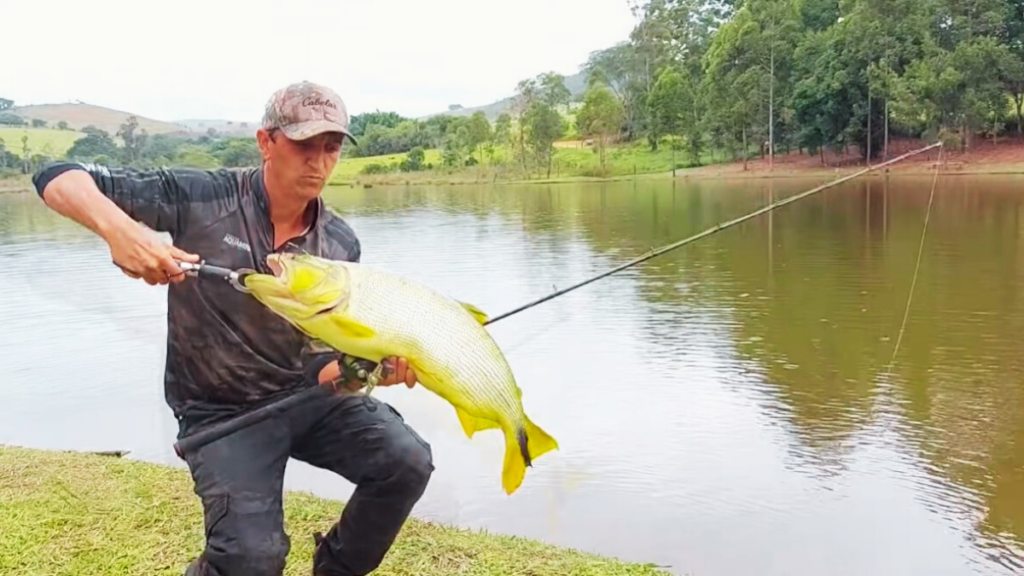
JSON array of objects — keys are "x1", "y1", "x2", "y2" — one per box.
[{"x1": 173, "y1": 385, "x2": 331, "y2": 458}]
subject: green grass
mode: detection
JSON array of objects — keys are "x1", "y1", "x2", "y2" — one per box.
[
  {"x1": 0, "y1": 445, "x2": 671, "y2": 576},
  {"x1": 332, "y1": 149, "x2": 445, "y2": 180},
  {"x1": 549, "y1": 140, "x2": 717, "y2": 178},
  {"x1": 328, "y1": 139, "x2": 724, "y2": 186},
  {"x1": 0, "y1": 128, "x2": 84, "y2": 159}
]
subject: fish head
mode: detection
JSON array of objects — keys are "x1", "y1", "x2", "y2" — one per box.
[{"x1": 243, "y1": 253, "x2": 351, "y2": 321}]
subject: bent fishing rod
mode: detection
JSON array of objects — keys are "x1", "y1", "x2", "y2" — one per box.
[{"x1": 170, "y1": 141, "x2": 942, "y2": 459}]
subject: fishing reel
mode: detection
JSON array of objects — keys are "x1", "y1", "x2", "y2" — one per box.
[
  {"x1": 337, "y1": 354, "x2": 383, "y2": 388},
  {"x1": 307, "y1": 352, "x2": 387, "y2": 409}
]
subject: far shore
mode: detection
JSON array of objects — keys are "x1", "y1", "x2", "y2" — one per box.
[
  {"x1": 332, "y1": 138, "x2": 1024, "y2": 187},
  {"x1": 4, "y1": 139, "x2": 1023, "y2": 194},
  {"x1": 0, "y1": 444, "x2": 671, "y2": 576}
]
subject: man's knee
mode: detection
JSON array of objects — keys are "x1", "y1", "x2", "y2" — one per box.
[
  {"x1": 377, "y1": 416, "x2": 434, "y2": 496},
  {"x1": 201, "y1": 495, "x2": 290, "y2": 576}
]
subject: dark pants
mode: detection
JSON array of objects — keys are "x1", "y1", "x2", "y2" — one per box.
[{"x1": 176, "y1": 390, "x2": 434, "y2": 576}]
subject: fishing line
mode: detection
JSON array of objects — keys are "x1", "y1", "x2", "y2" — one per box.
[
  {"x1": 486, "y1": 141, "x2": 943, "y2": 325},
  {"x1": 884, "y1": 142, "x2": 944, "y2": 377},
  {"x1": 172, "y1": 140, "x2": 941, "y2": 458}
]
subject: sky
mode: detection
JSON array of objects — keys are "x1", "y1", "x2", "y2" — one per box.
[{"x1": 5, "y1": 0, "x2": 637, "y2": 123}]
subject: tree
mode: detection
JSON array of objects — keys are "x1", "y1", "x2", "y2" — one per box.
[
  {"x1": 0, "y1": 98, "x2": 12, "y2": 112},
  {"x1": 117, "y1": 116, "x2": 149, "y2": 164},
  {"x1": 0, "y1": 113, "x2": 24, "y2": 126},
  {"x1": 577, "y1": 81, "x2": 626, "y2": 168},
  {"x1": 524, "y1": 100, "x2": 565, "y2": 178},
  {"x1": 401, "y1": 146, "x2": 426, "y2": 171},
  {"x1": 648, "y1": 66, "x2": 706, "y2": 163},
  {"x1": 57, "y1": 121, "x2": 68, "y2": 130},
  {"x1": 648, "y1": 68, "x2": 688, "y2": 146},
  {"x1": 349, "y1": 110, "x2": 406, "y2": 137},
  {"x1": 703, "y1": 7, "x2": 768, "y2": 168},
  {"x1": 466, "y1": 112, "x2": 492, "y2": 162},
  {"x1": 537, "y1": 72, "x2": 571, "y2": 110},
  {"x1": 582, "y1": 43, "x2": 649, "y2": 141},
  {"x1": 494, "y1": 113, "x2": 512, "y2": 148},
  {"x1": 216, "y1": 139, "x2": 262, "y2": 167},
  {"x1": 31, "y1": 119, "x2": 46, "y2": 128},
  {"x1": 66, "y1": 129, "x2": 120, "y2": 161},
  {"x1": 1005, "y1": 0, "x2": 1024, "y2": 134}
]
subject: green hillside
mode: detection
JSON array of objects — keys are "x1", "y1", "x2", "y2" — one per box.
[{"x1": 0, "y1": 128, "x2": 84, "y2": 158}]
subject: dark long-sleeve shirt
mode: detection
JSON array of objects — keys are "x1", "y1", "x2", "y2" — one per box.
[{"x1": 33, "y1": 162, "x2": 361, "y2": 420}]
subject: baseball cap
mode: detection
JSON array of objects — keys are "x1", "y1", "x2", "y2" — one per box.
[{"x1": 262, "y1": 80, "x2": 357, "y2": 144}]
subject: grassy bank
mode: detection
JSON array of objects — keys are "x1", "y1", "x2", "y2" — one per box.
[{"x1": 0, "y1": 445, "x2": 670, "y2": 576}]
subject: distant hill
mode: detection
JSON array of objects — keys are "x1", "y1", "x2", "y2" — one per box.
[
  {"x1": 173, "y1": 119, "x2": 259, "y2": 138},
  {"x1": 8, "y1": 67, "x2": 590, "y2": 140},
  {"x1": 420, "y1": 70, "x2": 589, "y2": 121},
  {"x1": 11, "y1": 103, "x2": 186, "y2": 136}
]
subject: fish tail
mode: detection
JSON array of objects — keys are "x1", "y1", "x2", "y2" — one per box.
[
  {"x1": 501, "y1": 416, "x2": 559, "y2": 495},
  {"x1": 524, "y1": 415, "x2": 559, "y2": 461}
]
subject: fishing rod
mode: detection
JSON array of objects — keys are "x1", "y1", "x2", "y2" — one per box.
[{"x1": 171, "y1": 141, "x2": 942, "y2": 459}]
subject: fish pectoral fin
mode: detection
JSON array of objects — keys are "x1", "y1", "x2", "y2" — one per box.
[
  {"x1": 329, "y1": 315, "x2": 376, "y2": 339},
  {"x1": 454, "y1": 406, "x2": 500, "y2": 438},
  {"x1": 458, "y1": 301, "x2": 489, "y2": 325}
]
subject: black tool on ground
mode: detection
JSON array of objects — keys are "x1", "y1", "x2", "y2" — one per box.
[{"x1": 169, "y1": 141, "x2": 942, "y2": 459}]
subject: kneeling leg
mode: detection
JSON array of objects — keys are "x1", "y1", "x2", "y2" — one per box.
[
  {"x1": 291, "y1": 395, "x2": 434, "y2": 576},
  {"x1": 180, "y1": 409, "x2": 292, "y2": 576}
]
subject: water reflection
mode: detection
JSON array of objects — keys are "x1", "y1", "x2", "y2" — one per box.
[{"x1": 1, "y1": 175, "x2": 1024, "y2": 575}]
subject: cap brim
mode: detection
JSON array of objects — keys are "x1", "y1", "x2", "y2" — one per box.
[{"x1": 280, "y1": 120, "x2": 358, "y2": 145}]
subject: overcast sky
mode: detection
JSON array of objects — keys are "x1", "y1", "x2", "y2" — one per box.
[{"x1": 6, "y1": 0, "x2": 636, "y2": 122}]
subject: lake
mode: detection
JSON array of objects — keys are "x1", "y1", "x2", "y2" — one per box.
[{"x1": 2, "y1": 173, "x2": 1023, "y2": 576}]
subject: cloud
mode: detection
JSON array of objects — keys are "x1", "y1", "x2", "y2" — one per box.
[{"x1": 5, "y1": 0, "x2": 635, "y2": 121}]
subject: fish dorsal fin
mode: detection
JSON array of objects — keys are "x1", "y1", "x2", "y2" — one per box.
[
  {"x1": 455, "y1": 405, "x2": 500, "y2": 438},
  {"x1": 458, "y1": 301, "x2": 489, "y2": 325},
  {"x1": 329, "y1": 315, "x2": 376, "y2": 339}
]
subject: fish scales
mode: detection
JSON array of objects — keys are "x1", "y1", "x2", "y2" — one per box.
[
  {"x1": 346, "y1": 265, "x2": 519, "y2": 420},
  {"x1": 242, "y1": 253, "x2": 559, "y2": 494}
]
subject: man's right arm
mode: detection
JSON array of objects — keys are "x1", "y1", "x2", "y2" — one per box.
[{"x1": 34, "y1": 162, "x2": 199, "y2": 285}]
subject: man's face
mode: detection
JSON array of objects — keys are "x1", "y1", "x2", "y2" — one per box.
[{"x1": 258, "y1": 128, "x2": 344, "y2": 200}]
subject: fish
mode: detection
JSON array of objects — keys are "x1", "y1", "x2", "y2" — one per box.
[{"x1": 242, "y1": 252, "x2": 558, "y2": 495}]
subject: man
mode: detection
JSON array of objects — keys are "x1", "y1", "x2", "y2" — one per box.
[{"x1": 32, "y1": 81, "x2": 434, "y2": 576}]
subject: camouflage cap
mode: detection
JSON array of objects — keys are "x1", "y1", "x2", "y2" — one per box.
[{"x1": 262, "y1": 80, "x2": 357, "y2": 144}]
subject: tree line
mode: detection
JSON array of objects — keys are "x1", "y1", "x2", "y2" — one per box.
[
  {"x1": 348, "y1": 72, "x2": 622, "y2": 178},
  {"x1": 581, "y1": 0, "x2": 1024, "y2": 167},
  {"x1": 346, "y1": 0, "x2": 1024, "y2": 176},
  {"x1": 9, "y1": 0, "x2": 1023, "y2": 182}
]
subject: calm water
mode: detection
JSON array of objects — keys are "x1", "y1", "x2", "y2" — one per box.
[{"x1": 2, "y1": 174, "x2": 1023, "y2": 576}]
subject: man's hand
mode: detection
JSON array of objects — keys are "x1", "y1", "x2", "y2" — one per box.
[
  {"x1": 318, "y1": 356, "x2": 417, "y2": 392},
  {"x1": 108, "y1": 222, "x2": 199, "y2": 285},
  {"x1": 377, "y1": 357, "x2": 418, "y2": 389}
]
